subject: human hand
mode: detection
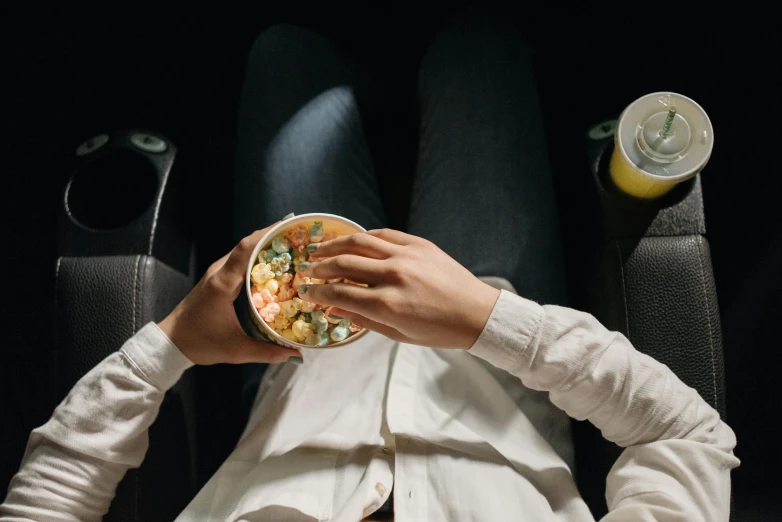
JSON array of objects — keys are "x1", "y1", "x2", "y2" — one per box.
[
  {"x1": 298, "y1": 229, "x2": 500, "y2": 349},
  {"x1": 158, "y1": 227, "x2": 303, "y2": 365}
]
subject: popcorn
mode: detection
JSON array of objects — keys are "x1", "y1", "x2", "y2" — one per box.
[
  {"x1": 305, "y1": 332, "x2": 330, "y2": 346},
  {"x1": 310, "y1": 310, "x2": 328, "y2": 334},
  {"x1": 293, "y1": 255, "x2": 307, "y2": 271},
  {"x1": 309, "y1": 221, "x2": 325, "y2": 242},
  {"x1": 259, "y1": 289, "x2": 275, "y2": 304},
  {"x1": 277, "y1": 284, "x2": 296, "y2": 302},
  {"x1": 251, "y1": 290, "x2": 265, "y2": 309},
  {"x1": 259, "y1": 249, "x2": 276, "y2": 263},
  {"x1": 274, "y1": 314, "x2": 291, "y2": 331},
  {"x1": 264, "y1": 279, "x2": 279, "y2": 295},
  {"x1": 282, "y1": 328, "x2": 298, "y2": 342},
  {"x1": 330, "y1": 325, "x2": 349, "y2": 342},
  {"x1": 250, "y1": 220, "x2": 365, "y2": 346},
  {"x1": 271, "y1": 235, "x2": 291, "y2": 254},
  {"x1": 276, "y1": 272, "x2": 293, "y2": 285},
  {"x1": 292, "y1": 272, "x2": 309, "y2": 291},
  {"x1": 292, "y1": 319, "x2": 316, "y2": 341},
  {"x1": 251, "y1": 263, "x2": 275, "y2": 285},
  {"x1": 325, "y1": 307, "x2": 342, "y2": 324},
  {"x1": 280, "y1": 298, "x2": 303, "y2": 318},
  {"x1": 269, "y1": 253, "x2": 292, "y2": 276},
  {"x1": 259, "y1": 302, "x2": 280, "y2": 323},
  {"x1": 287, "y1": 224, "x2": 310, "y2": 248}
]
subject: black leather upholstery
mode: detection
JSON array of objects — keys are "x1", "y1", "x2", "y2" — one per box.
[
  {"x1": 570, "y1": 139, "x2": 729, "y2": 518},
  {"x1": 55, "y1": 255, "x2": 195, "y2": 521},
  {"x1": 621, "y1": 236, "x2": 725, "y2": 413},
  {"x1": 573, "y1": 234, "x2": 727, "y2": 518}
]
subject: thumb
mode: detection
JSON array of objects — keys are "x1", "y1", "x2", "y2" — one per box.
[{"x1": 231, "y1": 334, "x2": 303, "y2": 364}]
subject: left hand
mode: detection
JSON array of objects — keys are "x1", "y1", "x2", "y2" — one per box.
[
  {"x1": 159, "y1": 227, "x2": 303, "y2": 365},
  {"x1": 298, "y1": 229, "x2": 500, "y2": 349}
]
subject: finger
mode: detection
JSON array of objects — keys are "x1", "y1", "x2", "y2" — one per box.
[
  {"x1": 365, "y1": 228, "x2": 419, "y2": 246},
  {"x1": 298, "y1": 281, "x2": 380, "y2": 315},
  {"x1": 300, "y1": 255, "x2": 387, "y2": 285},
  {"x1": 308, "y1": 232, "x2": 399, "y2": 260},
  {"x1": 327, "y1": 307, "x2": 410, "y2": 342},
  {"x1": 230, "y1": 333, "x2": 302, "y2": 364},
  {"x1": 220, "y1": 224, "x2": 280, "y2": 292}
]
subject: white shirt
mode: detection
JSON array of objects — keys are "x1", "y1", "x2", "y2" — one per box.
[{"x1": 0, "y1": 288, "x2": 739, "y2": 521}]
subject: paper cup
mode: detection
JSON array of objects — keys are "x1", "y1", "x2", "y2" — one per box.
[
  {"x1": 244, "y1": 213, "x2": 369, "y2": 349},
  {"x1": 610, "y1": 92, "x2": 714, "y2": 199}
]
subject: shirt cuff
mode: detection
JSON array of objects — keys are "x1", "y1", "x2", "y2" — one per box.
[
  {"x1": 468, "y1": 290, "x2": 545, "y2": 373},
  {"x1": 120, "y1": 322, "x2": 194, "y2": 391}
]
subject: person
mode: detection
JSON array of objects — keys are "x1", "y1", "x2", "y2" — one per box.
[{"x1": 1, "y1": 12, "x2": 738, "y2": 522}]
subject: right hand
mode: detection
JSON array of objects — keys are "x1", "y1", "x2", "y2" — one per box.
[{"x1": 298, "y1": 229, "x2": 500, "y2": 349}]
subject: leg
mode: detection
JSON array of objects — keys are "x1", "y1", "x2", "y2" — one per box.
[
  {"x1": 409, "y1": 11, "x2": 566, "y2": 305},
  {"x1": 233, "y1": 24, "x2": 385, "y2": 416},
  {"x1": 233, "y1": 24, "x2": 386, "y2": 240}
]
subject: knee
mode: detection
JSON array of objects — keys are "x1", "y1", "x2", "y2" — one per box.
[
  {"x1": 425, "y1": 8, "x2": 534, "y2": 62},
  {"x1": 247, "y1": 24, "x2": 314, "y2": 68},
  {"x1": 419, "y1": 10, "x2": 534, "y2": 91}
]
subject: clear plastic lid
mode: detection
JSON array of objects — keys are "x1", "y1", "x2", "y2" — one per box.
[{"x1": 616, "y1": 92, "x2": 714, "y2": 179}]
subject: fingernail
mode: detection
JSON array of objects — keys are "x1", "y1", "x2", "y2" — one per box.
[
  {"x1": 328, "y1": 313, "x2": 344, "y2": 319},
  {"x1": 306, "y1": 243, "x2": 320, "y2": 253},
  {"x1": 282, "y1": 212, "x2": 295, "y2": 220},
  {"x1": 288, "y1": 356, "x2": 303, "y2": 365},
  {"x1": 297, "y1": 262, "x2": 310, "y2": 271},
  {"x1": 298, "y1": 284, "x2": 310, "y2": 294}
]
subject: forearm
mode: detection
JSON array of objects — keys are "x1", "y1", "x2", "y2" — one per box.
[
  {"x1": 0, "y1": 323, "x2": 193, "y2": 521},
  {"x1": 470, "y1": 290, "x2": 739, "y2": 521}
]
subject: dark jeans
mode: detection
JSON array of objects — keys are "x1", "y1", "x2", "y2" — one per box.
[{"x1": 234, "y1": 13, "x2": 566, "y2": 404}]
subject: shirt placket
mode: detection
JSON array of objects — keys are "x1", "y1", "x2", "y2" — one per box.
[{"x1": 385, "y1": 344, "x2": 428, "y2": 521}]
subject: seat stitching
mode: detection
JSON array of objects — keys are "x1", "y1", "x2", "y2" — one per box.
[
  {"x1": 695, "y1": 237, "x2": 718, "y2": 410},
  {"x1": 148, "y1": 161, "x2": 171, "y2": 255},
  {"x1": 54, "y1": 257, "x2": 62, "y2": 308},
  {"x1": 132, "y1": 255, "x2": 141, "y2": 333},
  {"x1": 615, "y1": 240, "x2": 630, "y2": 340},
  {"x1": 133, "y1": 255, "x2": 142, "y2": 520}
]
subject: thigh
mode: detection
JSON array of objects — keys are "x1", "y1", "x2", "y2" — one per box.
[
  {"x1": 409, "y1": 11, "x2": 566, "y2": 305},
  {"x1": 233, "y1": 24, "x2": 386, "y2": 240}
]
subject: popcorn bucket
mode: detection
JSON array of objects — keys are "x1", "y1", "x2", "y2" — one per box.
[{"x1": 243, "y1": 213, "x2": 369, "y2": 349}]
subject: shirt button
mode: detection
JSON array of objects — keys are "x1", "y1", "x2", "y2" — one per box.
[
  {"x1": 381, "y1": 447, "x2": 394, "y2": 455},
  {"x1": 375, "y1": 482, "x2": 387, "y2": 496}
]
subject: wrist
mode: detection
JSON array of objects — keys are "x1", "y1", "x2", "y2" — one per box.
[
  {"x1": 458, "y1": 281, "x2": 500, "y2": 348},
  {"x1": 123, "y1": 323, "x2": 195, "y2": 390},
  {"x1": 157, "y1": 313, "x2": 177, "y2": 344},
  {"x1": 158, "y1": 309, "x2": 188, "y2": 358}
]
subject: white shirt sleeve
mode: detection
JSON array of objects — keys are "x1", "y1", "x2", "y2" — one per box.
[
  {"x1": 0, "y1": 323, "x2": 193, "y2": 521},
  {"x1": 469, "y1": 290, "x2": 740, "y2": 522}
]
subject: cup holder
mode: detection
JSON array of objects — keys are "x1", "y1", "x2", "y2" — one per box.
[{"x1": 66, "y1": 150, "x2": 159, "y2": 230}]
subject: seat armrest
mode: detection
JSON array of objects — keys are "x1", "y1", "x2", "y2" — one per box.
[
  {"x1": 55, "y1": 255, "x2": 196, "y2": 521},
  {"x1": 570, "y1": 135, "x2": 727, "y2": 518},
  {"x1": 49, "y1": 131, "x2": 197, "y2": 521}
]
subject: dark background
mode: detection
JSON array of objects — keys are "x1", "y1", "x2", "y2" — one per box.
[{"x1": 1, "y1": 1, "x2": 780, "y2": 519}]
